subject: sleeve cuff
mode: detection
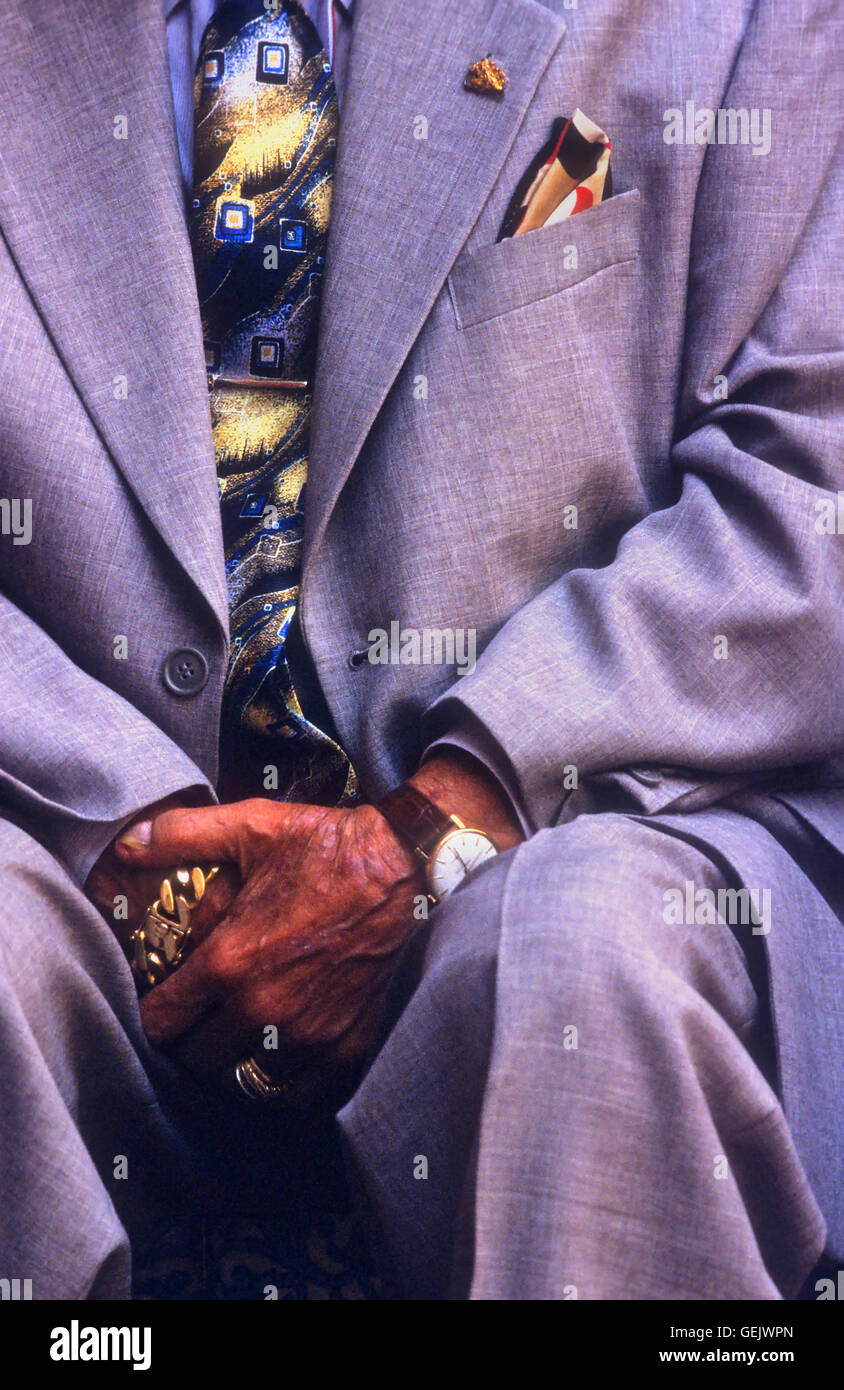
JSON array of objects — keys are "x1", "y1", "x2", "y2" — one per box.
[{"x1": 60, "y1": 778, "x2": 218, "y2": 888}]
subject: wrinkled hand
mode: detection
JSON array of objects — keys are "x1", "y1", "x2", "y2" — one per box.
[
  {"x1": 114, "y1": 798, "x2": 423, "y2": 1109},
  {"x1": 86, "y1": 792, "x2": 238, "y2": 951}
]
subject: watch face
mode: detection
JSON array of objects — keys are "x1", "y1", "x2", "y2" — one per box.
[{"x1": 428, "y1": 828, "x2": 498, "y2": 901}]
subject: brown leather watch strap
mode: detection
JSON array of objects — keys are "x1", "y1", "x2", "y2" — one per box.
[{"x1": 376, "y1": 784, "x2": 457, "y2": 861}]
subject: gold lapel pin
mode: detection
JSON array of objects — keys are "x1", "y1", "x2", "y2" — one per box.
[{"x1": 464, "y1": 55, "x2": 509, "y2": 99}]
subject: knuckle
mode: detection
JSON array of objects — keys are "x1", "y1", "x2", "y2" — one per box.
[
  {"x1": 240, "y1": 993, "x2": 273, "y2": 1032},
  {"x1": 276, "y1": 1007, "x2": 310, "y2": 1050},
  {"x1": 243, "y1": 796, "x2": 274, "y2": 827},
  {"x1": 204, "y1": 938, "x2": 241, "y2": 985}
]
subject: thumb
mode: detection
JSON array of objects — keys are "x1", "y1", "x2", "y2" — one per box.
[{"x1": 115, "y1": 802, "x2": 250, "y2": 869}]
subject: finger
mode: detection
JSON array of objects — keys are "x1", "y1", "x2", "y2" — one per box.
[
  {"x1": 171, "y1": 963, "x2": 296, "y2": 1074},
  {"x1": 177, "y1": 999, "x2": 368, "y2": 1112},
  {"x1": 87, "y1": 865, "x2": 162, "y2": 933},
  {"x1": 115, "y1": 801, "x2": 259, "y2": 869},
  {"x1": 168, "y1": 981, "x2": 329, "y2": 1087},
  {"x1": 184, "y1": 863, "x2": 241, "y2": 946},
  {"x1": 139, "y1": 942, "x2": 222, "y2": 1047},
  {"x1": 169, "y1": 999, "x2": 263, "y2": 1075},
  {"x1": 220, "y1": 1035, "x2": 340, "y2": 1113}
]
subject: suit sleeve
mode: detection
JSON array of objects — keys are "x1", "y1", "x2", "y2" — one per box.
[
  {"x1": 425, "y1": 0, "x2": 844, "y2": 830},
  {"x1": 0, "y1": 590, "x2": 214, "y2": 885}
]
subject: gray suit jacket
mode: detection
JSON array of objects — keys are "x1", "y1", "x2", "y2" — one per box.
[{"x1": 0, "y1": 0, "x2": 843, "y2": 1241}]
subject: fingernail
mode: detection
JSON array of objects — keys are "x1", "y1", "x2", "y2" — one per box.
[{"x1": 117, "y1": 819, "x2": 153, "y2": 851}]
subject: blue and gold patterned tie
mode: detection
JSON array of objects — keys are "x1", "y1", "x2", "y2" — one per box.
[{"x1": 190, "y1": 0, "x2": 357, "y2": 805}]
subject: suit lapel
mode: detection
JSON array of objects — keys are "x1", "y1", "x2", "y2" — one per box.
[
  {"x1": 0, "y1": 0, "x2": 227, "y2": 631},
  {"x1": 0, "y1": 0, "x2": 565, "y2": 634},
  {"x1": 305, "y1": 0, "x2": 567, "y2": 564}
]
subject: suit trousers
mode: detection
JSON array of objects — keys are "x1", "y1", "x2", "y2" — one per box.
[{"x1": 0, "y1": 795, "x2": 830, "y2": 1299}]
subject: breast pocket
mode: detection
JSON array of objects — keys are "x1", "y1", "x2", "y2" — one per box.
[{"x1": 448, "y1": 187, "x2": 641, "y2": 330}]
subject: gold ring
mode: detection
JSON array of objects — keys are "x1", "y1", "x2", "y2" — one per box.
[
  {"x1": 131, "y1": 865, "x2": 219, "y2": 991},
  {"x1": 233, "y1": 1055, "x2": 292, "y2": 1105}
]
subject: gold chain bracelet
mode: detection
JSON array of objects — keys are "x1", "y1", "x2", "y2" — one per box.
[
  {"x1": 130, "y1": 865, "x2": 219, "y2": 991},
  {"x1": 131, "y1": 866, "x2": 293, "y2": 1107}
]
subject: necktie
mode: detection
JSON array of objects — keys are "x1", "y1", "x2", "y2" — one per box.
[{"x1": 190, "y1": 0, "x2": 357, "y2": 805}]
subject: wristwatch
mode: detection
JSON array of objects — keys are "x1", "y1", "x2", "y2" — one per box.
[{"x1": 377, "y1": 783, "x2": 498, "y2": 903}]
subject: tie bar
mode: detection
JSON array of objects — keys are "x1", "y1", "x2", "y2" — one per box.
[{"x1": 209, "y1": 375, "x2": 310, "y2": 392}]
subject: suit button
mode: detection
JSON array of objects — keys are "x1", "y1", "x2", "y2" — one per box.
[
  {"x1": 162, "y1": 648, "x2": 209, "y2": 696},
  {"x1": 627, "y1": 765, "x2": 664, "y2": 786},
  {"x1": 348, "y1": 647, "x2": 370, "y2": 670}
]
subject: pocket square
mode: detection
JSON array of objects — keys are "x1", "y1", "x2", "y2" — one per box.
[{"x1": 498, "y1": 109, "x2": 612, "y2": 241}]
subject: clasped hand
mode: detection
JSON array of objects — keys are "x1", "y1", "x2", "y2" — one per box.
[
  {"x1": 85, "y1": 752, "x2": 523, "y2": 1108},
  {"x1": 90, "y1": 797, "x2": 423, "y2": 1109}
]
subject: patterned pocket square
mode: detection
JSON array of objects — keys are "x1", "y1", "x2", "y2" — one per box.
[{"x1": 498, "y1": 109, "x2": 612, "y2": 241}]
